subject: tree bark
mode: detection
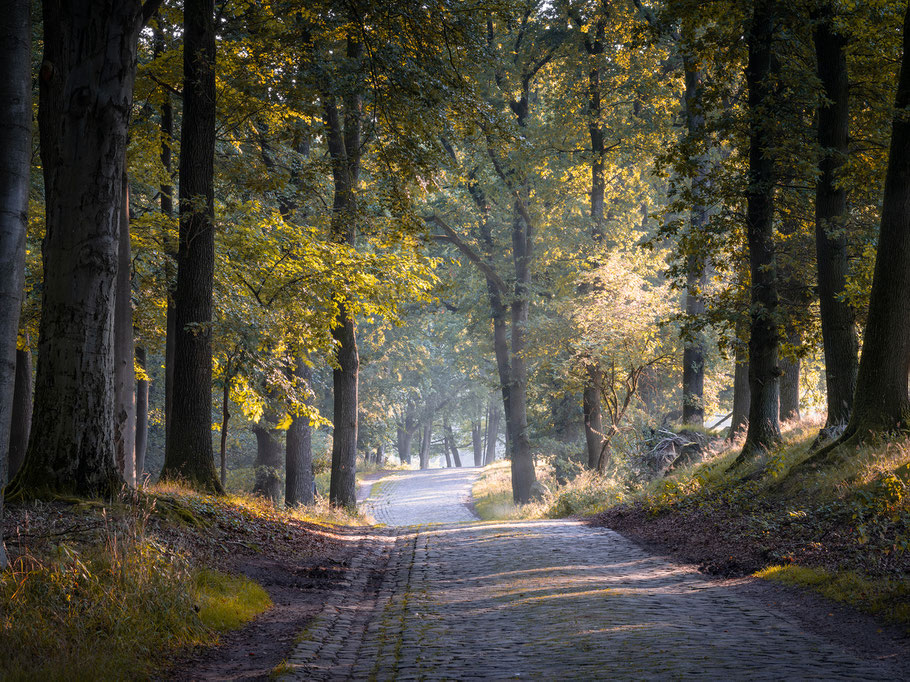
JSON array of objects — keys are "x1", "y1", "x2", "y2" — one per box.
[
  {"x1": 324, "y1": 37, "x2": 363, "y2": 509},
  {"x1": 471, "y1": 420, "x2": 483, "y2": 467},
  {"x1": 728, "y1": 332, "x2": 751, "y2": 441},
  {"x1": 444, "y1": 418, "x2": 462, "y2": 468},
  {"x1": 484, "y1": 401, "x2": 500, "y2": 465},
  {"x1": 443, "y1": 435, "x2": 452, "y2": 468},
  {"x1": 0, "y1": 0, "x2": 30, "y2": 566},
  {"x1": 160, "y1": 0, "x2": 222, "y2": 492},
  {"x1": 583, "y1": 365, "x2": 604, "y2": 469},
  {"x1": 681, "y1": 60, "x2": 709, "y2": 427},
  {"x1": 114, "y1": 170, "x2": 136, "y2": 486},
  {"x1": 135, "y1": 346, "x2": 149, "y2": 482},
  {"x1": 252, "y1": 422, "x2": 282, "y2": 505},
  {"x1": 8, "y1": 346, "x2": 32, "y2": 480},
  {"x1": 286, "y1": 358, "x2": 314, "y2": 507},
  {"x1": 509, "y1": 201, "x2": 537, "y2": 503},
  {"x1": 814, "y1": 8, "x2": 858, "y2": 430},
  {"x1": 219, "y1": 376, "x2": 230, "y2": 488},
  {"x1": 814, "y1": 4, "x2": 910, "y2": 455},
  {"x1": 419, "y1": 419, "x2": 432, "y2": 470},
  {"x1": 779, "y1": 353, "x2": 800, "y2": 422},
  {"x1": 738, "y1": 0, "x2": 782, "y2": 461},
  {"x1": 9, "y1": 1, "x2": 149, "y2": 500}
]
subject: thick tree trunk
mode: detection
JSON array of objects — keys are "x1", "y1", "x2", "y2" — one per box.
[
  {"x1": 779, "y1": 354, "x2": 800, "y2": 422},
  {"x1": 728, "y1": 334, "x2": 751, "y2": 441},
  {"x1": 375, "y1": 443, "x2": 384, "y2": 466},
  {"x1": 252, "y1": 422, "x2": 282, "y2": 505},
  {"x1": 9, "y1": 1, "x2": 148, "y2": 500},
  {"x1": 161, "y1": 0, "x2": 222, "y2": 492},
  {"x1": 443, "y1": 436, "x2": 452, "y2": 468},
  {"x1": 738, "y1": 0, "x2": 782, "y2": 461},
  {"x1": 583, "y1": 365, "x2": 604, "y2": 469},
  {"x1": 114, "y1": 171, "x2": 136, "y2": 486},
  {"x1": 471, "y1": 420, "x2": 483, "y2": 467},
  {"x1": 396, "y1": 426, "x2": 413, "y2": 464},
  {"x1": 815, "y1": 5, "x2": 910, "y2": 455},
  {"x1": 8, "y1": 347, "x2": 32, "y2": 480},
  {"x1": 286, "y1": 359, "x2": 314, "y2": 507},
  {"x1": 0, "y1": 0, "x2": 30, "y2": 566},
  {"x1": 814, "y1": 9, "x2": 858, "y2": 430},
  {"x1": 135, "y1": 346, "x2": 149, "y2": 482}
]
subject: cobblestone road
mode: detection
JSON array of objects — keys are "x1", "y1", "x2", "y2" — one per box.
[
  {"x1": 283, "y1": 469, "x2": 899, "y2": 680},
  {"x1": 360, "y1": 467, "x2": 480, "y2": 526}
]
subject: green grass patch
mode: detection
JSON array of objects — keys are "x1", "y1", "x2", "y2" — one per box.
[
  {"x1": 756, "y1": 564, "x2": 910, "y2": 629},
  {"x1": 194, "y1": 568, "x2": 271, "y2": 631}
]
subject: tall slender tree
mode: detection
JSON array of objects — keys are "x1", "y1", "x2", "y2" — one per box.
[
  {"x1": 160, "y1": 0, "x2": 222, "y2": 491},
  {"x1": 0, "y1": 0, "x2": 31, "y2": 567}
]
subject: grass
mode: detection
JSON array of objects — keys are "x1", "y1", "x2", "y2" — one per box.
[{"x1": 0, "y1": 489, "x2": 281, "y2": 680}]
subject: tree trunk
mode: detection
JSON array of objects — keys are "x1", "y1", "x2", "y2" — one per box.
[
  {"x1": 252, "y1": 422, "x2": 282, "y2": 505},
  {"x1": 419, "y1": 419, "x2": 432, "y2": 470},
  {"x1": 9, "y1": 1, "x2": 148, "y2": 500},
  {"x1": 816, "y1": 4, "x2": 910, "y2": 454},
  {"x1": 0, "y1": 0, "x2": 30, "y2": 566},
  {"x1": 8, "y1": 346, "x2": 31, "y2": 481},
  {"x1": 583, "y1": 364, "x2": 604, "y2": 470},
  {"x1": 443, "y1": 435, "x2": 452, "y2": 468},
  {"x1": 484, "y1": 402, "x2": 500, "y2": 465},
  {"x1": 329, "y1": 306, "x2": 358, "y2": 507},
  {"x1": 471, "y1": 420, "x2": 483, "y2": 467},
  {"x1": 396, "y1": 425, "x2": 413, "y2": 464},
  {"x1": 509, "y1": 202, "x2": 537, "y2": 503},
  {"x1": 114, "y1": 170, "x2": 136, "y2": 486},
  {"x1": 219, "y1": 376, "x2": 230, "y2": 488},
  {"x1": 375, "y1": 443, "x2": 384, "y2": 466},
  {"x1": 814, "y1": 8, "x2": 858, "y2": 430},
  {"x1": 738, "y1": 0, "x2": 782, "y2": 461},
  {"x1": 135, "y1": 346, "x2": 149, "y2": 482},
  {"x1": 444, "y1": 418, "x2": 462, "y2": 468},
  {"x1": 728, "y1": 333, "x2": 751, "y2": 441},
  {"x1": 161, "y1": 0, "x2": 222, "y2": 492},
  {"x1": 157, "y1": 28, "x2": 177, "y2": 449},
  {"x1": 286, "y1": 359, "x2": 314, "y2": 507},
  {"x1": 779, "y1": 353, "x2": 800, "y2": 422}
]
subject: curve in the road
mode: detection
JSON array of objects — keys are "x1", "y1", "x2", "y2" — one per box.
[{"x1": 359, "y1": 467, "x2": 480, "y2": 526}]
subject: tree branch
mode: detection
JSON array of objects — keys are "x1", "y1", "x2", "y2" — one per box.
[{"x1": 424, "y1": 214, "x2": 508, "y2": 296}]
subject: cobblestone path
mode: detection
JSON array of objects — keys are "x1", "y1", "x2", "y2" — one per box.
[
  {"x1": 283, "y1": 470, "x2": 898, "y2": 680},
  {"x1": 360, "y1": 467, "x2": 480, "y2": 526}
]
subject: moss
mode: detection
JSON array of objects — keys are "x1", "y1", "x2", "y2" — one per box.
[
  {"x1": 193, "y1": 568, "x2": 272, "y2": 631},
  {"x1": 756, "y1": 564, "x2": 910, "y2": 630}
]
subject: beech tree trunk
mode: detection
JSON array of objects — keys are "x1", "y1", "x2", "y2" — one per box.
[
  {"x1": 0, "y1": 0, "x2": 30, "y2": 566},
  {"x1": 814, "y1": 8, "x2": 858, "y2": 430},
  {"x1": 161, "y1": 0, "x2": 222, "y2": 492},
  {"x1": 135, "y1": 346, "x2": 149, "y2": 482},
  {"x1": 286, "y1": 359, "x2": 314, "y2": 507},
  {"x1": 114, "y1": 170, "x2": 135, "y2": 486},
  {"x1": 252, "y1": 422, "x2": 282, "y2": 505},
  {"x1": 8, "y1": 347, "x2": 32, "y2": 481},
  {"x1": 9, "y1": 1, "x2": 153, "y2": 500},
  {"x1": 739, "y1": 0, "x2": 782, "y2": 461},
  {"x1": 583, "y1": 365, "x2": 604, "y2": 469},
  {"x1": 818, "y1": 4, "x2": 910, "y2": 452}
]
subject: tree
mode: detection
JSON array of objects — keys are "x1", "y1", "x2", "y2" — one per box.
[
  {"x1": 813, "y1": 3, "x2": 858, "y2": 434},
  {"x1": 811, "y1": 1, "x2": 910, "y2": 460},
  {"x1": 737, "y1": 0, "x2": 783, "y2": 461},
  {"x1": 0, "y1": 0, "x2": 30, "y2": 567},
  {"x1": 160, "y1": 0, "x2": 223, "y2": 492},
  {"x1": 9, "y1": 0, "x2": 162, "y2": 500}
]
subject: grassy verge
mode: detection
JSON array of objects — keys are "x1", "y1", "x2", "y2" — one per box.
[{"x1": 0, "y1": 483, "x2": 360, "y2": 680}]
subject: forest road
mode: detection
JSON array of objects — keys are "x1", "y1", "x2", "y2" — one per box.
[{"x1": 282, "y1": 468, "x2": 902, "y2": 681}]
